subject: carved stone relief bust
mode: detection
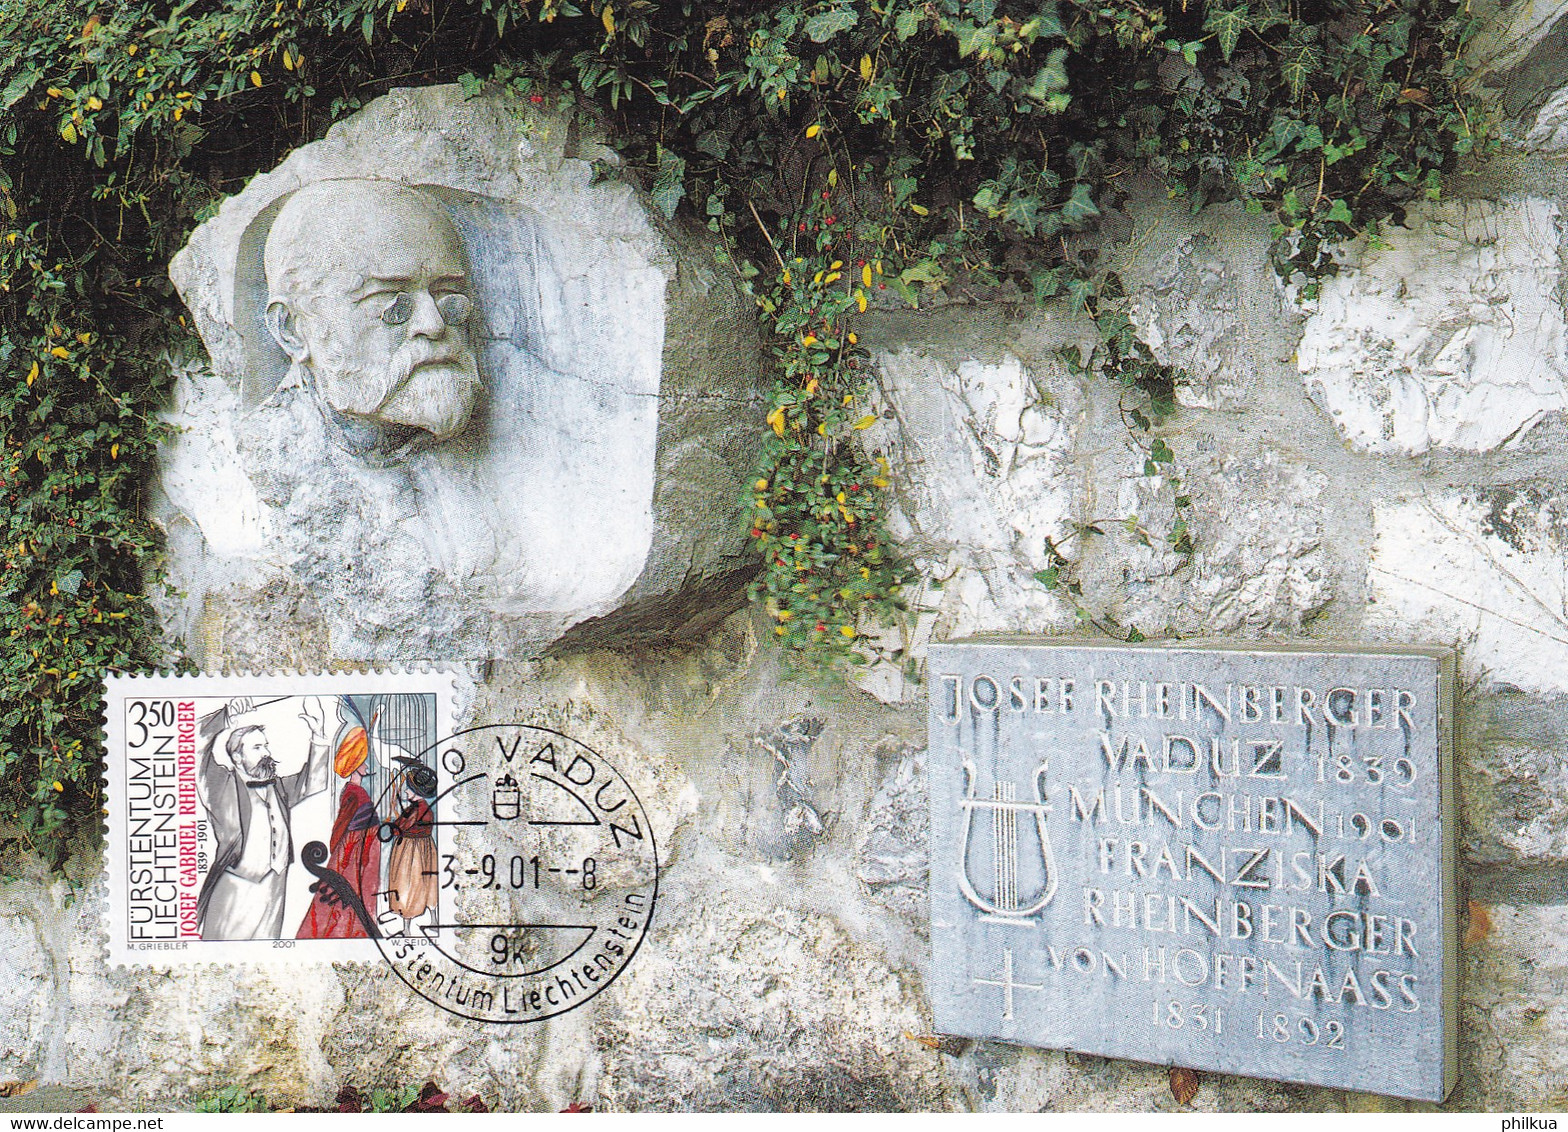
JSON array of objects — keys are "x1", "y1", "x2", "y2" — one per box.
[{"x1": 160, "y1": 86, "x2": 760, "y2": 662}]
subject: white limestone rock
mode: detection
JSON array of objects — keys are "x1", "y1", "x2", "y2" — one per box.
[
  {"x1": 848, "y1": 348, "x2": 1080, "y2": 703},
  {"x1": 1296, "y1": 198, "x2": 1568, "y2": 455},
  {"x1": 1524, "y1": 86, "x2": 1568, "y2": 150},
  {"x1": 1367, "y1": 485, "x2": 1568, "y2": 694},
  {"x1": 1458, "y1": 903, "x2": 1568, "y2": 1110},
  {"x1": 162, "y1": 84, "x2": 760, "y2": 662},
  {"x1": 1125, "y1": 203, "x2": 1288, "y2": 411}
]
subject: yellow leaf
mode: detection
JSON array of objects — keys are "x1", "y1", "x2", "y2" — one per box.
[
  {"x1": 86, "y1": 96, "x2": 102, "y2": 111},
  {"x1": 282, "y1": 47, "x2": 294, "y2": 71},
  {"x1": 251, "y1": 70, "x2": 263, "y2": 87},
  {"x1": 25, "y1": 361, "x2": 37, "y2": 386},
  {"x1": 776, "y1": 609, "x2": 793, "y2": 621},
  {"x1": 781, "y1": 268, "x2": 790, "y2": 284},
  {"x1": 824, "y1": 271, "x2": 841, "y2": 283},
  {"x1": 126, "y1": 44, "x2": 137, "y2": 55},
  {"x1": 60, "y1": 121, "x2": 77, "y2": 143},
  {"x1": 49, "y1": 346, "x2": 69, "y2": 359},
  {"x1": 802, "y1": 334, "x2": 817, "y2": 346},
  {"x1": 860, "y1": 54, "x2": 874, "y2": 82},
  {"x1": 51, "y1": 781, "x2": 63, "y2": 792},
  {"x1": 755, "y1": 479, "x2": 769, "y2": 491},
  {"x1": 5, "y1": 233, "x2": 14, "y2": 244},
  {"x1": 75, "y1": 331, "x2": 90, "y2": 344},
  {"x1": 110, "y1": 443, "x2": 119, "y2": 459},
  {"x1": 910, "y1": 203, "x2": 929, "y2": 216},
  {"x1": 767, "y1": 407, "x2": 786, "y2": 437},
  {"x1": 805, "y1": 123, "x2": 821, "y2": 139},
  {"x1": 176, "y1": 90, "x2": 192, "y2": 100},
  {"x1": 602, "y1": 4, "x2": 616, "y2": 36},
  {"x1": 827, "y1": 168, "x2": 838, "y2": 187},
  {"x1": 830, "y1": 260, "x2": 843, "y2": 271},
  {"x1": 853, "y1": 414, "x2": 876, "y2": 430},
  {"x1": 856, "y1": 290, "x2": 867, "y2": 312},
  {"x1": 775, "y1": 624, "x2": 786, "y2": 635},
  {"x1": 805, "y1": 378, "x2": 819, "y2": 395},
  {"x1": 836, "y1": 492, "x2": 847, "y2": 504},
  {"x1": 840, "y1": 625, "x2": 856, "y2": 638},
  {"x1": 862, "y1": 263, "x2": 872, "y2": 287},
  {"x1": 45, "y1": 87, "x2": 61, "y2": 99},
  {"x1": 873, "y1": 476, "x2": 888, "y2": 488},
  {"x1": 847, "y1": 332, "x2": 857, "y2": 344},
  {"x1": 173, "y1": 106, "x2": 183, "y2": 121}
]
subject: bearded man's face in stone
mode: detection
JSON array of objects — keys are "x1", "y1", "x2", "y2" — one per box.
[{"x1": 264, "y1": 180, "x2": 481, "y2": 443}]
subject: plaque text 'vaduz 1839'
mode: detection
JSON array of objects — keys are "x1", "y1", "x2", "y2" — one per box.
[{"x1": 928, "y1": 640, "x2": 1457, "y2": 1102}]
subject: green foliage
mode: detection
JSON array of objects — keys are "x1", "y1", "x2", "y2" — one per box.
[
  {"x1": 194, "y1": 1085, "x2": 266, "y2": 1113},
  {"x1": 0, "y1": 0, "x2": 1489, "y2": 839}
]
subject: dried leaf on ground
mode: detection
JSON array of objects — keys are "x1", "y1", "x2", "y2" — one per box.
[
  {"x1": 1170, "y1": 1066, "x2": 1200, "y2": 1106},
  {"x1": 1463, "y1": 900, "x2": 1492, "y2": 947}
]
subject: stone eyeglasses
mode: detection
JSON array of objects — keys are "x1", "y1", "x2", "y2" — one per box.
[{"x1": 380, "y1": 290, "x2": 473, "y2": 327}]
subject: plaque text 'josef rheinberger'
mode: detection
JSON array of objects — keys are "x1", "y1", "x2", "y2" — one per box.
[{"x1": 928, "y1": 641, "x2": 1457, "y2": 1102}]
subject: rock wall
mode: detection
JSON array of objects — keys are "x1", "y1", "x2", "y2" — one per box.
[{"x1": 10, "y1": 31, "x2": 1568, "y2": 1111}]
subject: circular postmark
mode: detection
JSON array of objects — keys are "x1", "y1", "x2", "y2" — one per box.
[{"x1": 309, "y1": 723, "x2": 658, "y2": 1023}]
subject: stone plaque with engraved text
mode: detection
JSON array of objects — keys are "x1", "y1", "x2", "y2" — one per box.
[{"x1": 928, "y1": 639, "x2": 1457, "y2": 1102}]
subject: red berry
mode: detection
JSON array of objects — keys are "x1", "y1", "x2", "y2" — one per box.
[
  {"x1": 530, "y1": 94, "x2": 544, "y2": 103},
  {"x1": 798, "y1": 222, "x2": 808, "y2": 232}
]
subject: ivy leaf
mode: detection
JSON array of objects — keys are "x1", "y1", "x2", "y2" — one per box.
[
  {"x1": 894, "y1": 8, "x2": 923, "y2": 40},
  {"x1": 1060, "y1": 182, "x2": 1100, "y2": 227},
  {"x1": 952, "y1": 22, "x2": 997, "y2": 57},
  {"x1": 1323, "y1": 198, "x2": 1353, "y2": 225},
  {"x1": 804, "y1": 8, "x2": 857, "y2": 43},
  {"x1": 1281, "y1": 35, "x2": 1321, "y2": 102},
  {"x1": 1, "y1": 68, "x2": 41, "y2": 110},
  {"x1": 1204, "y1": 6, "x2": 1247, "y2": 63},
  {"x1": 651, "y1": 145, "x2": 686, "y2": 218}
]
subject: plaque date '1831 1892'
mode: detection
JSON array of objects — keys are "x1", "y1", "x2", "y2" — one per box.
[{"x1": 928, "y1": 639, "x2": 1458, "y2": 1102}]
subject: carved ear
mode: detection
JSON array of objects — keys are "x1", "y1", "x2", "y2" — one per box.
[{"x1": 265, "y1": 298, "x2": 309, "y2": 364}]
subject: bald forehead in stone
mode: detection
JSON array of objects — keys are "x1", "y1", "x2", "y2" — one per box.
[{"x1": 263, "y1": 180, "x2": 465, "y2": 302}]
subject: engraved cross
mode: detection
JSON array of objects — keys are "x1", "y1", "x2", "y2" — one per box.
[{"x1": 971, "y1": 947, "x2": 1043, "y2": 1021}]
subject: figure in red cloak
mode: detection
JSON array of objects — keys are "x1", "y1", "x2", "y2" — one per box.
[{"x1": 297, "y1": 715, "x2": 381, "y2": 939}]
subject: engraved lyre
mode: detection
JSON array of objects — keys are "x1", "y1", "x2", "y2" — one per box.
[{"x1": 956, "y1": 758, "x2": 1057, "y2": 918}]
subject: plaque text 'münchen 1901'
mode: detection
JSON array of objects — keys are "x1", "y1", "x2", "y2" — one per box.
[{"x1": 928, "y1": 639, "x2": 1457, "y2": 1102}]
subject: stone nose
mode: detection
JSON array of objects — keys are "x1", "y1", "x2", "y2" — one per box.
[{"x1": 404, "y1": 290, "x2": 448, "y2": 339}]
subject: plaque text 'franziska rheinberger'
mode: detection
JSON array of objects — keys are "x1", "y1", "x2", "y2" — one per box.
[{"x1": 927, "y1": 641, "x2": 1457, "y2": 1103}]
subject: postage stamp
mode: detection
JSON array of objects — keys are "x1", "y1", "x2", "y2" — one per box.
[{"x1": 104, "y1": 670, "x2": 460, "y2": 965}]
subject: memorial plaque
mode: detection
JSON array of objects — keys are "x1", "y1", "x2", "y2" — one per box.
[{"x1": 928, "y1": 639, "x2": 1458, "y2": 1102}]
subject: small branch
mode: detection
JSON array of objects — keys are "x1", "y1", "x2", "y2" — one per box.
[{"x1": 748, "y1": 198, "x2": 787, "y2": 274}]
